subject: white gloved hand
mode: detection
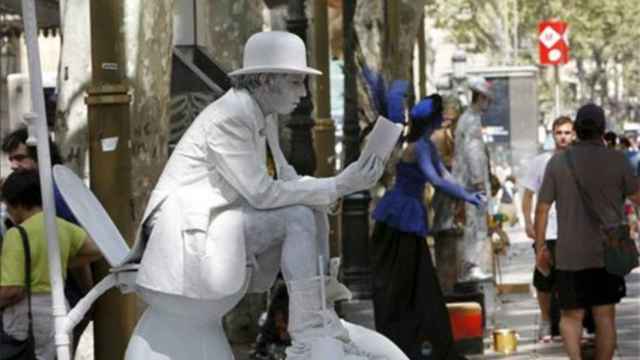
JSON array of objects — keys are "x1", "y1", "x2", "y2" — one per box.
[{"x1": 335, "y1": 153, "x2": 384, "y2": 197}]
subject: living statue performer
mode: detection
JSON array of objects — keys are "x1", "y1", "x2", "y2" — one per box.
[
  {"x1": 429, "y1": 96, "x2": 465, "y2": 292},
  {"x1": 452, "y1": 77, "x2": 494, "y2": 282},
  {"x1": 371, "y1": 95, "x2": 485, "y2": 359},
  {"x1": 123, "y1": 31, "x2": 404, "y2": 360}
]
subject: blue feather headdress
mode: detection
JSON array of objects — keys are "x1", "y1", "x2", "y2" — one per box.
[{"x1": 361, "y1": 64, "x2": 409, "y2": 124}]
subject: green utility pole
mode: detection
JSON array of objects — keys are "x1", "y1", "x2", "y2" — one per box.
[
  {"x1": 87, "y1": 2, "x2": 136, "y2": 359},
  {"x1": 385, "y1": 0, "x2": 401, "y2": 80},
  {"x1": 417, "y1": 14, "x2": 426, "y2": 99},
  {"x1": 312, "y1": 0, "x2": 340, "y2": 256}
]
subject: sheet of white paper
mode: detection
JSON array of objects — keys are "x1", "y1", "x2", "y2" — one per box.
[{"x1": 361, "y1": 116, "x2": 404, "y2": 162}]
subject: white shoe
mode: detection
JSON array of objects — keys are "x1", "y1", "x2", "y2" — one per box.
[
  {"x1": 537, "y1": 321, "x2": 552, "y2": 343},
  {"x1": 285, "y1": 277, "x2": 384, "y2": 360},
  {"x1": 459, "y1": 265, "x2": 493, "y2": 282},
  {"x1": 327, "y1": 258, "x2": 352, "y2": 303},
  {"x1": 581, "y1": 329, "x2": 595, "y2": 346},
  {"x1": 326, "y1": 277, "x2": 352, "y2": 303}
]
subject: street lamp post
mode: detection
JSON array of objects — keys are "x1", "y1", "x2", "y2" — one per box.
[
  {"x1": 435, "y1": 77, "x2": 452, "y2": 96},
  {"x1": 340, "y1": 0, "x2": 373, "y2": 302},
  {"x1": 286, "y1": 0, "x2": 317, "y2": 176},
  {"x1": 451, "y1": 49, "x2": 467, "y2": 105}
]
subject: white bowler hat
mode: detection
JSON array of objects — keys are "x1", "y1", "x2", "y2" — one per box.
[
  {"x1": 468, "y1": 76, "x2": 493, "y2": 99},
  {"x1": 228, "y1": 31, "x2": 322, "y2": 76}
]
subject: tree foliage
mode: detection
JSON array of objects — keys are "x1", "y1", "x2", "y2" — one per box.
[
  {"x1": 352, "y1": 0, "x2": 428, "y2": 124},
  {"x1": 428, "y1": 0, "x2": 640, "y2": 124}
]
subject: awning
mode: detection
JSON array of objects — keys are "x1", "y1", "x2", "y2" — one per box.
[{"x1": 0, "y1": 0, "x2": 60, "y2": 36}]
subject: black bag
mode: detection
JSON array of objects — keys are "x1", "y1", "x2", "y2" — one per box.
[
  {"x1": 566, "y1": 150, "x2": 640, "y2": 276},
  {"x1": 0, "y1": 226, "x2": 37, "y2": 360},
  {"x1": 601, "y1": 223, "x2": 639, "y2": 276}
]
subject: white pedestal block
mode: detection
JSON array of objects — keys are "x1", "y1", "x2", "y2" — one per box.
[{"x1": 125, "y1": 283, "x2": 249, "y2": 360}]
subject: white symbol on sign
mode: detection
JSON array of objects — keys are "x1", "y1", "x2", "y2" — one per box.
[
  {"x1": 539, "y1": 26, "x2": 561, "y2": 49},
  {"x1": 549, "y1": 49, "x2": 562, "y2": 62}
]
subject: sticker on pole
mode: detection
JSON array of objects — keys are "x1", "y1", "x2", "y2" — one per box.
[
  {"x1": 101, "y1": 137, "x2": 119, "y2": 152},
  {"x1": 538, "y1": 20, "x2": 569, "y2": 65}
]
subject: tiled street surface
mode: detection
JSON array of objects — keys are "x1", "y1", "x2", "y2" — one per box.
[
  {"x1": 75, "y1": 225, "x2": 639, "y2": 359},
  {"x1": 474, "y1": 226, "x2": 640, "y2": 360}
]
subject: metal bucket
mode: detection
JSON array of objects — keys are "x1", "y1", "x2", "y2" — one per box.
[{"x1": 493, "y1": 328, "x2": 518, "y2": 354}]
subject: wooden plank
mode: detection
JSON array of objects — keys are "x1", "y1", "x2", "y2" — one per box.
[{"x1": 497, "y1": 283, "x2": 530, "y2": 295}]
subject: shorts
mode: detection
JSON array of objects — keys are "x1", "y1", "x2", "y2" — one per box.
[
  {"x1": 555, "y1": 267, "x2": 626, "y2": 310},
  {"x1": 532, "y1": 240, "x2": 556, "y2": 292}
]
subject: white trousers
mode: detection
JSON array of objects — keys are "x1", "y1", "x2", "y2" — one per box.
[
  {"x1": 458, "y1": 202, "x2": 491, "y2": 272},
  {"x1": 142, "y1": 202, "x2": 329, "y2": 296},
  {"x1": 243, "y1": 204, "x2": 330, "y2": 283}
]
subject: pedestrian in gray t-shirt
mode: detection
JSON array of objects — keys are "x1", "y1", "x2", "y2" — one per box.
[{"x1": 534, "y1": 103, "x2": 640, "y2": 360}]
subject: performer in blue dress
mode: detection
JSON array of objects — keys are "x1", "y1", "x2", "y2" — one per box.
[{"x1": 371, "y1": 94, "x2": 485, "y2": 359}]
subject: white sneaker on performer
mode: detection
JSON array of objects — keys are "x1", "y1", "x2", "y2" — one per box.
[
  {"x1": 285, "y1": 277, "x2": 386, "y2": 360},
  {"x1": 459, "y1": 265, "x2": 493, "y2": 282}
]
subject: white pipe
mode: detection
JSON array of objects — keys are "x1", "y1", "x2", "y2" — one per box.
[
  {"x1": 554, "y1": 65, "x2": 561, "y2": 118},
  {"x1": 64, "y1": 274, "x2": 117, "y2": 334},
  {"x1": 20, "y1": 1, "x2": 71, "y2": 359},
  {"x1": 318, "y1": 255, "x2": 327, "y2": 332}
]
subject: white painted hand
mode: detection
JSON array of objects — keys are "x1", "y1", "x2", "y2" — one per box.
[{"x1": 335, "y1": 153, "x2": 384, "y2": 196}]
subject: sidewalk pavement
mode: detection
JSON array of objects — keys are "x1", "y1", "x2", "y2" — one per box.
[
  {"x1": 231, "y1": 224, "x2": 640, "y2": 360},
  {"x1": 70, "y1": 225, "x2": 638, "y2": 359},
  {"x1": 474, "y1": 225, "x2": 640, "y2": 360}
]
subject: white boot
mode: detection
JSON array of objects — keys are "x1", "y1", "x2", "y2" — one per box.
[
  {"x1": 459, "y1": 262, "x2": 492, "y2": 282},
  {"x1": 326, "y1": 258, "x2": 352, "y2": 303},
  {"x1": 285, "y1": 277, "x2": 385, "y2": 360}
]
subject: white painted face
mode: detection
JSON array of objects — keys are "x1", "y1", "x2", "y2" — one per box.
[
  {"x1": 477, "y1": 93, "x2": 492, "y2": 113},
  {"x1": 264, "y1": 74, "x2": 307, "y2": 115}
]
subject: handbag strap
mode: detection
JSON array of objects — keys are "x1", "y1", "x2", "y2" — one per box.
[
  {"x1": 564, "y1": 149, "x2": 607, "y2": 227},
  {"x1": 15, "y1": 225, "x2": 34, "y2": 337}
]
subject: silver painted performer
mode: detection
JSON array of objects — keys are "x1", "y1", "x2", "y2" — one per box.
[{"x1": 452, "y1": 77, "x2": 494, "y2": 282}]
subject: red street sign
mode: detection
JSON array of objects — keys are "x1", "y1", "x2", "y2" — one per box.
[{"x1": 538, "y1": 21, "x2": 569, "y2": 65}]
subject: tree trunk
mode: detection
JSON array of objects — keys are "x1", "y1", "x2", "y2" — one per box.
[
  {"x1": 55, "y1": 0, "x2": 91, "y2": 176},
  {"x1": 128, "y1": 0, "x2": 175, "y2": 225},
  {"x1": 576, "y1": 58, "x2": 587, "y2": 102},
  {"x1": 198, "y1": 0, "x2": 264, "y2": 72},
  {"x1": 0, "y1": 37, "x2": 20, "y2": 177},
  {"x1": 196, "y1": 0, "x2": 266, "y2": 347},
  {"x1": 354, "y1": 0, "x2": 431, "y2": 81},
  {"x1": 354, "y1": 0, "x2": 426, "y2": 124}
]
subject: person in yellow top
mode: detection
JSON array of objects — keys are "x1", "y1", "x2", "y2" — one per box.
[{"x1": 0, "y1": 170, "x2": 101, "y2": 360}]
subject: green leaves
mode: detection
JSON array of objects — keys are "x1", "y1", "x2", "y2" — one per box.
[{"x1": 428, "y1": 0, "x2": 640, "y2": 122}]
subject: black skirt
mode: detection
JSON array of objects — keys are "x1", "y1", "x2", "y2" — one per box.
[{"x1": 371, "y1": 221, "x2": 462, "y2": 360}]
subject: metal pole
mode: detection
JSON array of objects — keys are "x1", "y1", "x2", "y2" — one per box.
[
  {"x1": 87, "y1": 1, "x2": 136, "y2": 358},
  {"x1": 312, "y1": 0, "x2": 340, "y2": 256},
  {"x1": 340, "y1": 0, "x2": 373, "y2": 301},
  {"x1": 287, "y1": 0, "x2": 317, "y2": 176},
  {"x1": 312, "y1": 0, "x2": 334, "y2": 178},
  {"x1": 513, "y1": 0, "x2": 519, "y2": 61},
  {"x1": 554, "y1": 65, "x2": 561, "y2": 117},
  {"x1": 58, "y1": 0, "x2": 65, "y2": 29},
  {"x1": 417, "y1": 15, "x2": 426, "y2": 99},
  {"x1": 342, "y1": 0, "x2": 359, "y2": 167},
  {"x1": 385, "y1": 0, "x2": 400, "y2": 78},
  {"x1": 20, "y1": 1, "x2": 71, "y2": 359}
]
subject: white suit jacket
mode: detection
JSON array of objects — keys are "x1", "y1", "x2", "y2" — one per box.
[
  {"x1": 129, "y1": 88, "x2": 338, "y2": 299},
  {"x1": 452, "y1": 108, "x2": 490, "y2": 194}
]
